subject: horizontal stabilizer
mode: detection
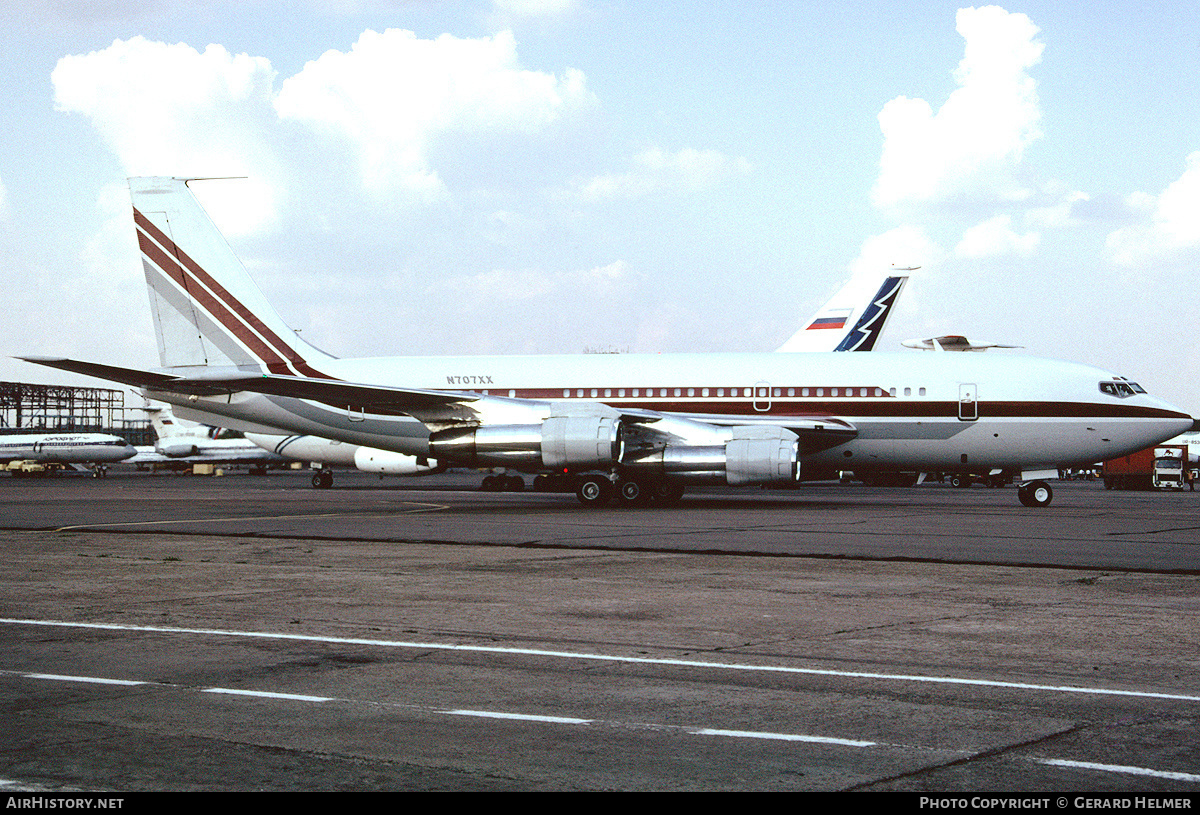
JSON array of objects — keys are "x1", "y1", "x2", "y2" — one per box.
[
  {"x1": 16, "y1": 356, "x2": 229, "y2": 394},
  {"x1": 900, "y1": 336, "x2": 1022, "y2": 352}
]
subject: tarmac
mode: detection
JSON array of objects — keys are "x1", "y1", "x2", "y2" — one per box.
[{"x1": 1, "y1": 469, "x2": 1198, "y2": 792}]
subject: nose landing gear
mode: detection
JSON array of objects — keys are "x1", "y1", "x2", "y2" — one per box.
[{"x1": 1017, "y1": 480, "x2": 1053, "y2": 507}]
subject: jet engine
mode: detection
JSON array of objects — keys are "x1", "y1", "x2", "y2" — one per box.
[
  {"x1": 428, "y1": 415, "x2": 622, "y2": 471},
  {"x1": 156, "y1": 441, "x2": 200, "y2": 458},
  {"x1": 352, "y1": 448, "x2": 439, "y2": 475},
  {"x1": 624, "y1": 426, "x2": 800, "y2": 486}
]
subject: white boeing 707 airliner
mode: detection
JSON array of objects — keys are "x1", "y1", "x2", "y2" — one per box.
[
  {"x1": 19, "y1": 177, "x2": 1194, "y2": 507},
  {"x1": 250, "y1": 270, "x2": 909, "y2": 489}
]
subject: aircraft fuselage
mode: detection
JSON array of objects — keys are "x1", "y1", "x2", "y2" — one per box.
[{"x1": 153, "y1": 350, "x2": 1190, "y2": 478}]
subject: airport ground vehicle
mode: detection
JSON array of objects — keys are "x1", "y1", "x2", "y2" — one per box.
[{"x1": 1102, "y1": 444, "x2": 1188, "y2": 490}]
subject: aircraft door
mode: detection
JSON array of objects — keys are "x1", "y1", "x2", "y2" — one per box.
[
  {"x1": 958, "y1": 383, "x2": 978, "y2": 421},
  {"x1": 753, "y1": 381, "x2": 772, "y2": 412}
]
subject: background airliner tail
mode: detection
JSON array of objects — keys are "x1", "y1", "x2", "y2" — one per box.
[
  {"x1": 833, "y1": 275, "x2": 907, "y2": 352},
  {"x1": 777, "y1": 273, "x2": 909, "y2": 353},
  {"x1": 130, "y1": 177, "x2": 332, "y2": 374}
]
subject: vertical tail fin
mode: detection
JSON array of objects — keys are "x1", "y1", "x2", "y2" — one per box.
[{"x1": 131, "y1": 177, "x2": 332, "y2": 374}]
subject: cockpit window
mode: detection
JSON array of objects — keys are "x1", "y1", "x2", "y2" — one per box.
[{"x1": 1099, "y1": 381, "x2": 1145, "y2": 398}]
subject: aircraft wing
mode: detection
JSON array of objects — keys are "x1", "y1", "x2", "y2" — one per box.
[
  {"x1": 177, "y1": 373, "x2": 855, "y2": 451},
  {"x1": 19, "y1": 356, "x2": 483, "y2": 419},
  {"x1": 20, "y1": 356, "x2": 856, "y2": 453}
]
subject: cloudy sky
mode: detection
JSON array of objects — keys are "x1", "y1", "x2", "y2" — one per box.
[{"x1": 3, "y1": 1, "x2": 1200, "y2": 411}]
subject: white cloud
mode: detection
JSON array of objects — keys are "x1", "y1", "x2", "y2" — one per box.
[
  {"x1": 872, "y1": 6, "x2": 1043, "y2": 210},
  {"x1": 413, "y1": 259, "x2": 635, "y2": 354},
  {"x1": 1107, "y1": 151, "x2": 1200, "y2": 266},
  {"x1": 581, "y1": 146, "x2": 752, "y2": 199},
  {"x1": 492, "y1": 0, "x2": 580, "y2": 17},
  {"x1": 432, "y1": 259, "x2": 629, "y2": 304},
  {"x1": 848, "y1": 225, "x2": 943, "y2": 284},
  {"x1": 955, "y1": 214, "x2": 1039, "y2": 258},
  {"x1": 51, "y1": 36, "x2": 283, "y2": 235},
  {"x1": 274, "y1": 28, "x2": 594, "y2": 199},
  {"x1": 1025, "y1": 189, "x2": 1090, "y2": 230}
]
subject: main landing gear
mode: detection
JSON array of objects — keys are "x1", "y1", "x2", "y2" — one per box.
[
  {"x1": 311, "y1": 468, "x2": 334, "y2": 489},
  {"x1": 480, "y1": 473, "x2": 525, "y2": 492},
  {"x1": 573, "y1": 474, "x2": 684, "y2": 508}
]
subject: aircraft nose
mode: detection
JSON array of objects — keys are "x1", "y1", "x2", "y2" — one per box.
[{"x1": 1147, "y1": 396, "x2": 1195, "y2": 436}]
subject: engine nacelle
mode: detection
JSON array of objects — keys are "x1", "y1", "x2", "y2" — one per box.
[
  {"x1": 541, "y1": 416, "x2": 622, "y2": 470},
  {"x1": 725, "y1": 436, "x2": 800, "y2": 485},
  {"x1": 156, "y1": 441, "x2": 199, "y2": 458},
  {"x1": 352, "y1": 447, "x2": 438, "y2": 476},
  {"x1": 428, "y1": 416, "x2": 621, "y2": 471},
  {"x1": 625, "y1": 426, "x2": 800, "y2": 485}
]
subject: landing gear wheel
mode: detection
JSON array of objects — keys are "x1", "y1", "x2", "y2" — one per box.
[
  {"x1": 1018, "y1": 480, "x2": 1053, "y2": 507},
  {"x1": 311, "y1": 470, "x2": 333, "y2": 489},
  {"x1": 576, "y1": 475, "x2": 614, "y2": 507},
  {"x1": 950, "y1": 474, "x2": 972, "y2": 489},
  {"x1": 617, "y1": 478, "x2": 652, "y2": 506}
]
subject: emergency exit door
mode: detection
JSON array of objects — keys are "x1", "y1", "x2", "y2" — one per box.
[{"x1": 958, "y1": 383, "x2": 978, "y2": 421}]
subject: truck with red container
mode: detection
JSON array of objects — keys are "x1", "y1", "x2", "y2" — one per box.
[{"x1": 1102, "y1": 444, "x2": 1188, "y2": 490}]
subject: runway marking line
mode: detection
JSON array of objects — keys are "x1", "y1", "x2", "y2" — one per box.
[
  {"x1": 22, "y1": 672, "x2": 147, "y2": 686},
  {"x1": 1, "y1": 668, "x2": 868, "y2": 750},
  {"x1": 4, "y1": 617, "x2": 1198, "y2": 704},
  {"x1": 203, "y1": 687, "x2": 336, "y2": 703},
  {"x1": 1035, "y1": 758, "x2": 1200, "y2": 783},
  {"x1": 445, "y1": 709, "x2": 592, "y2": 725},
  {"x1": 694, "y1": 728, "x2": 875, "y2": 747},
  {"x1": 8, "y1": 667, "x2": 1197, "y2": 784}
]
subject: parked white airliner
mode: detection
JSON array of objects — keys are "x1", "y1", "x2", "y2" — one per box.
[
  {"x1": 0, "y1": 432, "x2": 136, "y2": 473},
  {"x1": 130, "y1": 404, "x2": 287, "y2": 469},
  {"x1": 250, "y1": 268, "x2": 908, "y2": 489},
  {"x1": 19, "y1": 177, "x2": 1194, "y2": 507}
]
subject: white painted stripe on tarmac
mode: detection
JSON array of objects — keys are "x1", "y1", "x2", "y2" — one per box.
[
  {"x1": 203, "y1": 687, "x2": 335, "y2": 702},
  {"x1": 1035, "y1": 758, "x2": 1200, "y2": 782},
  {"x1": 444, "y1": 709, "x2": 592, "y2": 725},
  {"x1": 694, "y1": 728, "x2": 875, "y2": 747},
  {"x1": 23, "y1": 672, "x2": 147, "y2": 686},
  {"x1": 8, "y1": 667, "x2": 1197, "y2": 780},
  {"x1": 9, "y1": 667, "x2": 869, "y2": 747},
  {"x1": 4, "y1": 617, "x2": 1198, "y2": 703}
]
